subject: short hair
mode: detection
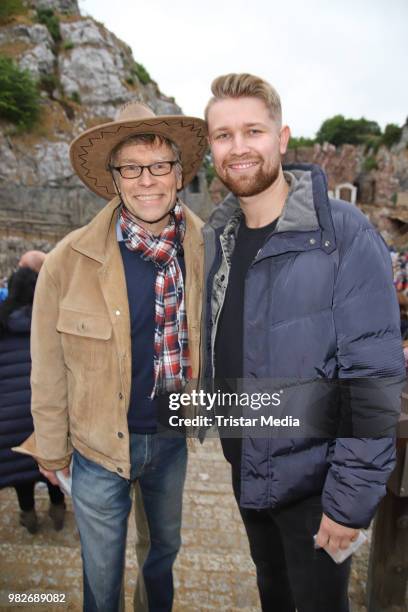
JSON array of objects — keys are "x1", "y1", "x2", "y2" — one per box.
[
  {"x1": 205, "y1": 73, "x2": 282, "y2": 126},
  {"x1": 110, "y1": 133, "x2": 182, "y2": 180}
]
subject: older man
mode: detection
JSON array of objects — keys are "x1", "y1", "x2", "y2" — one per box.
[
  {"x1": 203, "y1": 74, "x2": 404, "y2": 612},
  {"x1": 17, "y1": 102, "x2": 207, "y2": 612}
]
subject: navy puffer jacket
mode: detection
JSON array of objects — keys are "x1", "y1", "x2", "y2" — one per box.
[
  {"x1": 203, "y1": 164, "x2": 405, "y2": 528},
  {"x1": 0, "y1": 305, "x2": 41, "y2": 488}
]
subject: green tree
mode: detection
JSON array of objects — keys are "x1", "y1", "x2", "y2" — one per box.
[
  {"x1": 0, "y1": 55, "x2": 41, "y2": 130},
  {"x1": 382, "y1": 123, "x2": 402, "y2": 148},
  {"x1": 316, "y1": 114, "x2": 381, "y2": 146}
]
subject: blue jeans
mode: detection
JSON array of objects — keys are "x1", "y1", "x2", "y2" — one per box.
[{"x1": 72, "y1": 434, "x2": 187, "y2": 612}]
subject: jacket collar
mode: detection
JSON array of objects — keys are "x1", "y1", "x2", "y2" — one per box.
[
  {"x1": 71, "y1": 196, "x2": 203, "y2": 263},
  {"x1": 210, "y1": 164, "x2": 336, "y2": 255}
]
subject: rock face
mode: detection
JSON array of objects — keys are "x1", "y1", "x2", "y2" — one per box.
[
  {"x1": 0, "y1": 0, "x2": 212, "y2": 277},
  {"x1": 284, "y1": 138, "x2": 408, "y2": 207}
]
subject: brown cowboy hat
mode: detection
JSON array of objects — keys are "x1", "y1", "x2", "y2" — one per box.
[{"x1": 69, "y1": 101, "x2": 208, "y2": 200}]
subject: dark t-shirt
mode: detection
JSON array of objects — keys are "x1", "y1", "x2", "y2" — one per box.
[{"x1": 215, "y1": 216, "x2": 278, "y2": 466}]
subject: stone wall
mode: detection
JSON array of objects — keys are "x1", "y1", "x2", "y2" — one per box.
[{"x1": 0, "y1": 0, "x2": 213, "y2": 267}]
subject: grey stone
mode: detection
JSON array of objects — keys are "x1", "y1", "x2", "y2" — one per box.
[
  {"x1": 29, "y1": 0, "x2": 80, "y2": 13},
  {"x1": 19, "y1": 43, "x2": 55, "y2": 78},
  {"x1": 59, "y1": 46, "x2": 129, "y2": 104}
]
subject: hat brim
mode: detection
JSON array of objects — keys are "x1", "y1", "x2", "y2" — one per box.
[{"x1": 70, "y1": 116, "x2": 208, "y2": 200}]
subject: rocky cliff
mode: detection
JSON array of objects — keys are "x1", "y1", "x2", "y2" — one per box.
[{"x1": 0, "y1": 0, "x2": 211, "y2": 277}]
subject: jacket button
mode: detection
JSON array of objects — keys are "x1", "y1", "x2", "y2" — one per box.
[
  {"x1": 324, "y1": 240, "x2": 331, "y2": 247},
  {"x1": 117, "y1": 467, "x2": 123, "y2": 473},
  {"x1": 115, "y1": 310, "x2": 121, "y2": 316},
  {"x1": 119, "y1": 392, "x2": 124, "y2": 400},
  {"x1": 309, "y1": 238, "x2": 316, "y2": 245},
  {"x1": 118, "y1": 432, "x2": 124, "y2": 439}
]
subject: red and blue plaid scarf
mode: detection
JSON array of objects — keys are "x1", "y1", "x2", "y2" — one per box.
[{"x1": 119, "y1": 200, "x2": 191, "y2": 397}]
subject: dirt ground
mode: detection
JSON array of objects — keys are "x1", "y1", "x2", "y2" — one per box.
[{"x1": 0, "y1": 438, "x2": 403, "y2": 611}]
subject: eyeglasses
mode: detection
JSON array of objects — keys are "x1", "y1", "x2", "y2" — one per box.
[{"x1": 109, "y1": 160, "x2": 178, "y2": 179}]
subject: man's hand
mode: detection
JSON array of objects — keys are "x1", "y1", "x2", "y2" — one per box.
[
  {"x1": 39, "y1": 465, "x2": 70, "y2": 487},
  {"x1": 315, "y1": 513, "x2": 359, "y2": 554}
]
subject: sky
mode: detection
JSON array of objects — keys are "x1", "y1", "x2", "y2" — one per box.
[{"x1": 78, "y1": 0, "x2": 408, "y2": 138}]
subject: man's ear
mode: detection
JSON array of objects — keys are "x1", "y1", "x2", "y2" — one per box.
[{"x1": 279, "y1": 125, "x2": 291, "y2": 155}]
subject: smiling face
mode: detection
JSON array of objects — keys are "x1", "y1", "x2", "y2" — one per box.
[
  {"x1": 113, "y1": 140, "x2": 182, "y2": 233},
  {"x1": 207, "y1": 96, "x2": 289, "y2": 197}
]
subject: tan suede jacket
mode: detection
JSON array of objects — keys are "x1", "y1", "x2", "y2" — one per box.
[{"x1": 15, "y1": 197, "x2": 203, "y2": 479}]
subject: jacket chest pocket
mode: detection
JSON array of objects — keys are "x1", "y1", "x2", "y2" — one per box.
[{"x1": 57, "y1": 308, "x2": 113, "y2": 373}]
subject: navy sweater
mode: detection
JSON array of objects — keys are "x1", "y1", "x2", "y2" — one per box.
[{"x1": 119, "y1": 242, "x2": 185, "y2": 433}]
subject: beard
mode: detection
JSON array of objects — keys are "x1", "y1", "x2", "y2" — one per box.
[{"x1": 217, "y1": 158, "x2": 280, "y2": 197}]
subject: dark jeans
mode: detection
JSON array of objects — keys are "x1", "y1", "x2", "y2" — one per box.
[
  {"x1": 232, "y1": 472, "x2": 351, "y2": 612},
  {"x1": 15, "y1": 480, "x2": 65, "y2": 512}
]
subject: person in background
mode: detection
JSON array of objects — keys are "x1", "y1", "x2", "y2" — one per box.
[
  {"x1": 18, "y1": 250, "x2": 47, "y2": 274},
  {"x1": 0, "y1": 267, "x2": 65, "y2": 533},
  {"x1": 0, "y1": 250, "x2": 47, "y2": 303}
]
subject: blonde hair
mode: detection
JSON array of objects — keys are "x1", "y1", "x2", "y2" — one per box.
[{"x1": 205, "y1": 73, "x2": 282, "y2": 125}]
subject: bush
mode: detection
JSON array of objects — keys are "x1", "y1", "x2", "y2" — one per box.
[
  {"x1": 62, "y1": 41, "x2": 74, "y2": 51},
  {"x1": 382, "y1": 123, "x2": 402, "y2": 148},
  {"x1": 316, "y1": 115, "x2": 381, "y2": 146},
  {"x1": 36, "y1": 8, "x2": 61, "y2": 43},
  {"x1": 0, "y1": 0, "x2": 25, "y2": 25},
  {"x1": 39, "y1": 73, "x2": 59, "y2": 97},
  {"x1": 288, "y1": 136, "x2": 316, "y2": 150},
  {"x1": 70, "y1": 91, "x2": 81, "y2": 104},
  {"x1": 131, "y1": 62, "x2": 151, "y2": 85},
  {"x1": 363, "y1": 156, "x2": 378, "y2": 172},
  {"x1": 0, "y1": 55, "x2": 40, "y2": 130}
]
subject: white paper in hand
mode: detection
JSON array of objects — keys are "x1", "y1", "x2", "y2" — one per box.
[
  {"x1": 313, "y1": 530, "x2": 368, "y2": 564},
  {"x1": 56, "y1": 459, "x2": 73, "y2": 497}
]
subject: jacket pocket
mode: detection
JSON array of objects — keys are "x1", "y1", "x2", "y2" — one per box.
[{"x1": 57, "y1": 307, "x2": 112, "y2": 373}]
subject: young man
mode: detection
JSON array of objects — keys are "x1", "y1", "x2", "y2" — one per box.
[
  {"x1": 203, "y1": 73, "x2": 404, "y2": 612},
  {"x1": 16, "y1": 102, "x2": 207, "y2": 611}
]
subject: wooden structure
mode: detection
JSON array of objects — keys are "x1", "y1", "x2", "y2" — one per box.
[{"x1": 366, "y1": 396, "x2": 408, "y2": 611}]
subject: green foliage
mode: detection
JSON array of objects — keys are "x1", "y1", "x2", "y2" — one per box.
[
  {"x1": 203, "y1": 153, "x2": 215, "y2": 185},
  {"x1": 39, "y1": 73, "x2": 59, "y2": 96},
  {"x1": 70, "y1": 91, "x2": 81, "y2": 104},
  {"x1": 288, "y1": 136, "x2": 316, "y2": 150},
  {"x1": 316, "y1": 114, "x2": 381, "y2": 146},
  {"x1": 36, "y1": 8, "x2": 61, "y2": 43},
  {"x1": 0, "y1": 54, "x2": 40, "y2": 130},
  {"x1": 363, "y1": 134, "x2": 382, "y2": 154},
  {"x1": 382, "y1": 123, "x2": 402, "y2": 148},
  {"x1": 0, "y1": 0, "x2": 25, "y2": 24},
  {"x1": 62, "y1": 41, "x2": 74, "y2": 51},
  {"x1": 125, "y1": 77, "x2": 135, "y2": 86},
  {"x1": 363, "y1": 156, "x2": 378, "y2": 172},
  {"x1": 131, "y1": 62, "x2": 151, "y2": 85}
]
